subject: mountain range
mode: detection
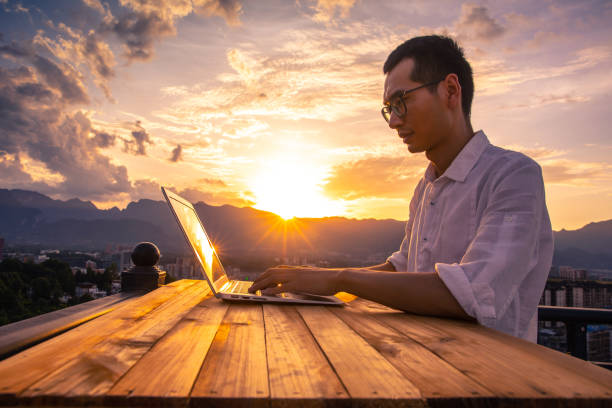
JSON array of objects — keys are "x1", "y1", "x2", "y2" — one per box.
[{"x1": 1, "y1": 189, "x2": 611, "y2": 269}]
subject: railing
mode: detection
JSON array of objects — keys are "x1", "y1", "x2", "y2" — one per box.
[{"x1": 538, "y1": 305, "x2": 612, "y2": 370}]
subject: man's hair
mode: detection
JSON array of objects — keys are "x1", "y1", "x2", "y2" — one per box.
[{"x1": 383, "y1": 35, "x2": 474, "y2": 119}]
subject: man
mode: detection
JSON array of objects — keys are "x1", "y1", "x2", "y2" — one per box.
[{"x1": 249, "y1": 35, "x2": 553, "y2": 342}]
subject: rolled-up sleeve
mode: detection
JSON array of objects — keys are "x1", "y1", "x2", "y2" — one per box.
[{"x1": 435, "y1": 160, "x2": 551, "y2": 330}]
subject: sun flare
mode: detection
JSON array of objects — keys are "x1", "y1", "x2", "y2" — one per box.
[{"x1": 250, "y1": 157, "x2": 343, "y2": 219}]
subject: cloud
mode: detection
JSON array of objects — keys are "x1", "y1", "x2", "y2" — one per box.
[
  {"x1": 501, "y1": 145, "x2": 565, "y2": 161},
  {"x1": 32, "y1": 55, "x2": 90, "y2": 104},
  {"x1": 178, "y1": 186, "x2": 255, "y2": 207},
  {"x1": 0, "y1": 64, "x2": 132, "y2": 200},
  {"x1": 103, "y1": 9, "x2": 176, "y2": 61},
  {"x1": 81, "y1": 0, "x2": 109, "y2": 16},
  {"x1": 123, "y1": 121, "x2": 153, "y2": 155},
  {"x1": 157, "y1": 22, "x2": 397, "y2": 133},
  {"x1": 132, "y1": 178, "x2": 162, "y2": 200},
  {"x1": 324, "y1": 155, "x2": 424, "y2": 200},
  {"x1": 198, "y1": 177, "x2": 227, "y2": 187},
  {"x1": 309, "y1": 0, "x2": 356, "y2": 24},
  {"x1": 499, "y1": 92, "x2": 590, "y2": 110},
  {"x1": 0, "y1": 152, "x2": 56, "y2": 192},
  {"x1": 170, "y1": 144, "x2": 183, "y2": 162},
  {"x1": 473, "y1": 45, "x2": 612, "y2": 96},
  {"x1": 524, "y1": 31, "x2": 564, "y2": 49},
  {"x1": 28, "y1": 25, "x2": 116, "y2": 101},
  {"x1": 455, "y1": 3, "x2": 505, "y2": 42},
  {"x1": 79, "y1": 31, "x2": 116, "y2": 99},
  {"x1": 0, "y1": 0, "x2": 30, "y2": 14},
  {"x1": 541, "y1": 159, "x2": 612, "y2": 186},
  {"x1": 102, "y1": 0, "x2": 242, "y2": 61},
  {"x1": 192, "y1": 0, "x2": 242, "y2": 26},
  {"x1": 92, "y1": 130, "x2": 117, "y2": 148},
  {"x1": 1, "y1": 39, "x2": 93, "y2": 105}
]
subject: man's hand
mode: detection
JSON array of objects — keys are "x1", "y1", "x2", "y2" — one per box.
[{"x1": 248, "y1": 265, "x2": 342, "y2": 296}]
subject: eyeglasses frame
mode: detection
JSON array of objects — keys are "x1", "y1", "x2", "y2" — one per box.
[{"x1": 381, "y1": 79, "x2": 444, "y2": 123}]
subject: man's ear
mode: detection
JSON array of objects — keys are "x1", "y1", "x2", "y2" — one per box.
[{"x1": 442, "y1": 73, "x2": 462, "y2": 111}]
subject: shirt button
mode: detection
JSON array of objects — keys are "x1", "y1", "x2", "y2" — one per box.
[
  {"x1": 423, "y1": 237, "x2": 428, "y2": 241},
  {"x1": 430, "y1": 201, "x2": 435, "y2": 205}
]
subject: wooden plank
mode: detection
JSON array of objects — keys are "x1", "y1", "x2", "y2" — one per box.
[
  {"x1": 331, "y1": 304, "x2": 494, "y2": 404},
  {"x1": 451, "y1": 316, "x2": 612, "y2": 392},
  {"x1": 263, "y1": 305, "x2": 348, "y2": 408},
  {"x1": 351, "y1": 299, "x2": 612, "y2": 401},
  {"x1": 18, "y1": 281, "x2": 212, "y2": 405},
  {"x1": 106, "y1": 297, "x2": 229, "y2": 406},
  {"x1": 190, "y1": 304, "x2": 269, "y2": 408},
  {"x1": 409, "y1": 313, "x2": 612, "y2": 395},
  {"x1": 0, "y1": 279, "x2": 199, "y2": 400},
  {"x1": 297, "y1": 306, "x2": 425, "y2": 408},
  {"x1": 0, "y1": 291, "x2": 142, "y2": 359}
]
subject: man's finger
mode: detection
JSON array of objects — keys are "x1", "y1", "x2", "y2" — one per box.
[
  {"x1": 249, "y1": 275, "x2": 287, "y2": 293},
  {"x1": 261, "y1": 282, "x2": 294, "y2": 296}
]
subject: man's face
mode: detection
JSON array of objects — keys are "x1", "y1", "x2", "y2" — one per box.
[{"x1": 383, "y1": 58, "x2": 448, "y2": 154}]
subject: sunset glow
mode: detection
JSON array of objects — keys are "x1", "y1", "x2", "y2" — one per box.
[
  {"x1": 251, "y1": 156, "x2": 343, "y2": 219},
  {"x1": 1, "y1": 1, "x2": 611, "y2": 230}
]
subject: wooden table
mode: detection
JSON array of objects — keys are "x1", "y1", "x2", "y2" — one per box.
[{"x1": 1, "y1": 279, "x2": 611, "y2": 407}]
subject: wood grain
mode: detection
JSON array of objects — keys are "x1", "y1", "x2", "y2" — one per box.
[
  {"x1": 408, "y1": 313, "x2": 612, "y2": 396},
  {"x1": 332, "y1": 303, "x2": 494, "y2": 404},
  {"x1": 18, "y1": 281, "x2": 211, "y2": 405},
  {"x1": 263, "y1": 304, "x2": 348, "y2": 408},
  {"x1": 297, "y1": 306, "x2": 425, "y2": 408},
  {"x1": 352, "y1": 299, "x2": 612, "y2": 401},
  {"x1": 0, "y1": 291, "x2": 141, "y2": 358},
  {"x1": 0, "y1": 279, "x2": 198, "y2": 398},
  {"x1": 190, "y1": 304, "x2": 269, "y2": 408},
  {"x1": 106, "y1": 297, "x2": 229, "y2": 405}
]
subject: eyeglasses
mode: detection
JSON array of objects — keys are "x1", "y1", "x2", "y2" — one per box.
[{"x1": 381, "y1": 80, "x2": 443, "y2": 123}]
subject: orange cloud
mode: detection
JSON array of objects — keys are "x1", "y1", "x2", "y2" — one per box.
[
  {"x1": 310, "y1": 0, "x2": 356, "y2": 23},
  {"x1": 541, "y1": 159, "x2": 612, "y2": 186},
  {"x1": 178, "y1": 186, "x2": 255, "y2": 207},
  {"x1": 324, "y1": 155, "x2": 424, "y2": 200}
]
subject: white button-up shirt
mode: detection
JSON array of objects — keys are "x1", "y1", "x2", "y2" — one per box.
[{"x1": 387, "y1": 130, "x2": 553, "y2": 341}]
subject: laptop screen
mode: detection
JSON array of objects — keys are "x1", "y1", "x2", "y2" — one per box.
[{"x1": 165, "y1": 191, "x2": 227, "y2": 290}]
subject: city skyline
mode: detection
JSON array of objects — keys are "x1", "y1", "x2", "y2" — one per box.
[{"x1": 1, "y1": 0, "x2": 611, "y2": 229}]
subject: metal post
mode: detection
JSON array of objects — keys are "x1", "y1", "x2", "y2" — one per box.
[{"x1": 565, "y1": 322, "x2": 587, "y2": 360}]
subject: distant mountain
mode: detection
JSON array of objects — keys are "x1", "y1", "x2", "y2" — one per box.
[
  {"x1": 0, "y1": 189, "x2": 611, "y2": 269},
  {"x1": 0, "y1": 189, "x2": 405, "y2": 263},
  {"x1": 552, "y1": 220, "x2": 612, "y2": 269},
  {"x1": 554, "y1": 220, "x2": 612, "y2": 254}
]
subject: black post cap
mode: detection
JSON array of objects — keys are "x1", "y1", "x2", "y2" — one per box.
[
  {"x1": 131, "y1": 242, "x2": 160, "y2": 267},
  {"x1": 122, "y1": 241, "x2": 166, "y2": 291}
]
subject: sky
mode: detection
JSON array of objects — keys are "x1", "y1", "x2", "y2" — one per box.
[{"x1": 0, "y1": 0, "x2": 611, "y2": 230}]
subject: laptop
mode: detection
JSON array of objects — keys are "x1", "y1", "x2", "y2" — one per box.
[{"x1": 162, "y1": 187, "x2": 344, "y2": 305}]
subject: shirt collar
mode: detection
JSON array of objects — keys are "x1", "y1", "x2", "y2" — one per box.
[{"x1": 425, "y1": 130, "x2": 490, "y2": 183}]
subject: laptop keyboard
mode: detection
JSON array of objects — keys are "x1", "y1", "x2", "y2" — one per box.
[
  {"x1": 225, "y1": 280, "x2": 289, "y2": 297},
  {"x1": 226, "y1": 280, "x2": 254, "y2": 294}
]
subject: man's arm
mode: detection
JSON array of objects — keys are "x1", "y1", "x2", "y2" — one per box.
[
  {"x1": 337, "y1": 269, "x2": 474, "y2": 320},
  {"x1": 249, "y1": 264, "x2": 474, "y2": 321}
]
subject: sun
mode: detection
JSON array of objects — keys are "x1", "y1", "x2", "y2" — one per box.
[{"x1": 250, "y1": 156, "x2": 343, "y2": 219}]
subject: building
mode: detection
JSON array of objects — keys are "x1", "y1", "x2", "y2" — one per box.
[
  {"x1": 75, "y1": 282, "x2": 107, "y2": 299},
  {"x1": 557, "y1": 266, "x2": 587, "y2": 281},
  {"x1": 164, "y1": 257, "x2": 198, "y2": 279},
  {"x1": 587, "y1": 327, "x2": 612, "y2": 362},
  {"x1": 541, "y1": 279, "x2": 612, "y2": 309},
  {"x1": 539, "y1": 268, "x2": 612, "y2": 361},
  {"x1": 118, "y1": 250, "x2": 133, "y2": 273}
]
